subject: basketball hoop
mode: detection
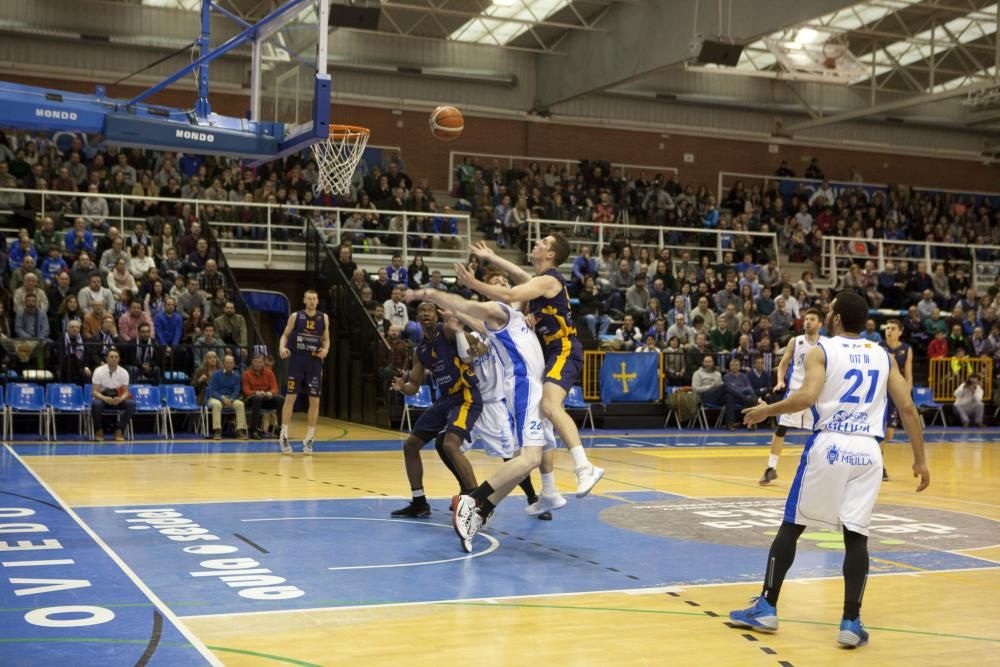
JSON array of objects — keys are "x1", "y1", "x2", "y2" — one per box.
[
  {"x1": 822, "y1": 39, "x2": 847, "y2": 70},
  {"x1": 311, "y1": 124, "x2": 370, "y2": 195}
]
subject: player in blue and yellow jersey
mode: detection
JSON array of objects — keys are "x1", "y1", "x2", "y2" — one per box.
[
  {"x1": 277, "y1": 290, "x2": 329, "y2": 455},
  {"x1": 390, "y1": 302, "x2": 482, "y2": 518},
  {"x1": 455, "y1": 235, "x2": 604, "y2": 498},
  {"x1": 880, "y1": 318, "x2": 913, "y2": 481}
]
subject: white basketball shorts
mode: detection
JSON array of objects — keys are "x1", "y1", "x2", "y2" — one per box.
[
  {"x1": 778, "y1": 408, "x2": 815, "y2": 430},
  {"x1": 463, "y1": 400, "x2": 517, "y2": 459},
  {"x1": 784, "y1": 431, "x2": 883, "y2": 536}
]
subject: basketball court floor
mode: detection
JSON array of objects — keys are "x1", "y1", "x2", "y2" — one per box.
[{"x1": 2, "y1": 419, "x2": 997, "y2": 666}]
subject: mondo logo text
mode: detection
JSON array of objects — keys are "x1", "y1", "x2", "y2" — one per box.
[
  {"x1": 175, "y1": 129, "x2": 215, "y2": 143},
  {"x1": 35, "y1": 108, "x2": 78, "y2": 121}
]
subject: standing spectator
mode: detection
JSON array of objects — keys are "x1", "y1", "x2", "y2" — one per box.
[
  {"x1": 953, "y1": 374, "x2": 984, "y2": 427},
  {"x1": 207, "y1": 354, "x2": 248, "y2": 439},
  {"x1": 383, "y1": 286, "x2": 409, "y2": 328},
  {"x1": 55, "y1": 319, "x2": 93, "y2": 384},
  {"x1": 242, "y1": 354, "x2": 283, "y2": 438},
  {"x1": 90, "y1": 348, "x2": 134, "y2": 442},
  {"x1": 154, "y1": 297, "x2": 184, "y2": 370}
]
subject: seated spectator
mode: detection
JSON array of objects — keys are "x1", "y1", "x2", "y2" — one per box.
[
  {"x1": 426, "y1": 271, "x2": 448, "y2": 291},
  {"x1": 90, "y1": 348, "x2": 134, "y2": 442},
  {"x1": 931, "y1": 263, "x2": 951, "y2": 306},
  {"x1": 731, "y1": 334, "x2": 757, "y2": 371},
  {"x1": 33, "y1": 216, "x2": 62, "y2": 257},
  {"x1": 160, "y1": 247, "x2": 185, "y2": 284},
  {"x1": 118, "y1": 300, "x2": 154, "y2": 343},
  {"x1": 690, "y1": 296, "x2": 716, "y2": 331},
  {"x1": 69, "y1": 251, "x2": 101, "y2": 293},
  {"x1": 154, "y1": 297, "x2": 184, "y2": 368},
  {"x1": 370, "y1": 303, "x2": 390, "y2": 336},
  {"x1": 81, "y1": 183, "x2": 109, "y2": 230},
  {"x1": 666, "y1": 312, "x2": 695, "y2": 346},
  {"x1": 625, "y1": 274, "x2": 651, "y2": 328},
  {"x1": 947, "y1": 323, "x2": 969, "y2": 355},
  {"x1": 386, "y1": 254, "x2": 408, "y2": 287},
  {"x1": 747, "y1": 356, "x2": 772, "y2": 401},
  {"x1": 407, "y1": 255, "x2": 429, "y2": 289},
  {"x1": 129, "y1": 243, "x2": 155, "y2": 281},
  {"x1": 691, "y1": 355, "x2": 751, "y2": 429},
  {"x1": 243, "y1": 354, "x2": 283, "y2": 438},
  {"x1": 646, "y1": 316, "x2": 670, "y2": 349},
  {"x1": 40, "y1": 245, "x2": 68, "y2": 287},
  {"x1": 215, "y1": 301, "x2": 248, "y2": 358},
  {"x1": 577, "y1": 275, "x2": 610, "y2": 338},
  {"x1": 710, "y1": 313, "x2": 736, "y2": 351},
  {"x1": 8, "y1": 233, "x2": 37, "y2": 271},
  {"x1": 917, "y1": 289, "x2": 937, "y2": 320},
  {"x1": 127, "y1": 323, "x2": 160, "y2": 385},
  {"x1": 198, "y1": 259, "x2": 227, "y2": 297},
  {"x1": 107, "y1": 257, "x2": 138, "y2": 298},
  {"x1": 178, "y1": 277, "x2": 209, "y2": 321},
  {"x1": 207, "y1": 353, "x2": 248, "y2": 439},
  {"x1": 185, "y1": 238, "x2": 211, "y2": 276},
  {"x1": 928, "y1": 330, "x2": 949, "y2": 359},
  {"x1": 54, "y1": 319, "x2": 93, "y2": 384},
  {"x1": 572, "y1": 245, "x2": 597, "y2": 291},
  {"x1": 953, "y1": 374, "x2": 984, "y2": 427},
  {"x1": 88, "y1": 314, "x2": 124, "y2": 369},
  {"x1": 615, "y1": 314, "x2": 642, "y2": 350},
  {"x1": 636, "y1": 334, "x2": 660, "y2": 353},
  {"x1": 193, "y1": 322, "x2": 227, "y2": 368},
  {"x1": 99, "y1": 236, "x2": 128, "y2": 277},
  {"x1": 14, "y1": 273, "x2": 49, "y2": 315},
  {"x1": 370, "y1": 268, "x2": 394, "y2": 303},
  {"x1": 11, "y1": 255, "x2": 43, "y2": 291},
  {"x1": 384, "y1": 286, "x2": 409, "y2": 328},
  {"x1": 15, "y1": 293, "x2": 49, "y2": 341},
  {"x1": 860, "y1": 318, "x2": 882, "y2": 343},
  {"x1": 208, "y1": 287, "x2": 228, "y2": 321},
  {"x1": 64, "y1": 218, "x2": 95, "y2": 259},
  {"x1": 970, "y1": 326, "x2": 993, "y2": 358},
  {"x1": 192, "y1": 350, "x2": 220, "y2": 404},
  {"x1": 53, "y1": 293, "x2": 83, "y2": 339},
  {"x1": 722, "y1": 357, "x2": 760, "y2": 428},
  {"x1": 431, "y1": 204, "x2": 461, "y2": 250}
]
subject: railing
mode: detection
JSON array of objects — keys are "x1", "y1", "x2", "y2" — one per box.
[
  {"x1": 929, "y1": 357, "x2": 993, "y2": 403},
  {"x1": 449, "y1": 150, "x2": 678, "y2": 196},
  {"x1": 304, "y1": 219, "x2": 392, "y2": 427},
  {"x1": 717, "y1": 170, "x2": 1000, "y2": 210},
  {"x1": 0, "y1": 187, "x2": 473, "y2": 272},
  {"x1": 819, "y1": 235, "x2": 1000, "y2": 294},
  {"x1": 526, "y1": 216, "x2": 781, "y2": 273}
]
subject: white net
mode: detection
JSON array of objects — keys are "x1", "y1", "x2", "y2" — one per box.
[{"x1": 311, "y1": 125, "x2": 370, "y2": 195}]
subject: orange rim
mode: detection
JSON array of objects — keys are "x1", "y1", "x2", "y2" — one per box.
[{"x1": 327, "y1": 124, "x2": 370, "y2": 139}]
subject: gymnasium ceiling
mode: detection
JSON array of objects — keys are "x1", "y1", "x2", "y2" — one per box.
[{"x1": 3, "y1": 0, "x2": 1000, "y2": 154}]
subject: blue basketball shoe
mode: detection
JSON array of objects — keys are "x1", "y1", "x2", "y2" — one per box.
[
  {"x1": 837, "y1": 618, "x2": 869, "y2": 647},
  {"x1": 729, "y1": 596, "x2": 779, "y2": 633}
]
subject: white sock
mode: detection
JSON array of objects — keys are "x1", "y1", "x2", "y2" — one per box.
[
  {"x1": 280, "y1": 424, "x2": 289, "y2": 439},
  {"x1": 541, "y1": 472, "x2": 557, "y2": 495},
  {"x1": 412, "y1": 489, "x2": 425, "y2": 499},
  {"x1": 570, "y1": 445, "x2": 590, "y2": 469},
  {"x1": 768, "y1": 454, "x2": 779, "y2": 469},
  {"x1": 305, "y1": 426, "x2": 315, "y2": 441}
]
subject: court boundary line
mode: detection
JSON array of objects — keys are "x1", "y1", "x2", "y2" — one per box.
[
  {"x1": 176, "y1": 564, "x2": 1000, "y2": 620},
  {"x1": 3, "y1": 445, "x2": 223, "y2": 667}
]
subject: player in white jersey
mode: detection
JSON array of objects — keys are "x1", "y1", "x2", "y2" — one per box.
[
  {"x1": 404, "y1": 280, "x2": 566, "y2": 552},
  {"x1": 759, "y1": 309, "x2": 823, "y2": 485},
  {"x1": 456, "y1": 329, "x2": 555, "y2": 520},
  {"x1": 732, "y1": 292, "x2": 930, "y2": 648}
]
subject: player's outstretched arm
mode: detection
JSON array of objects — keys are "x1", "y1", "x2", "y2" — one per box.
[
  {"x1": 469, "y1": 241, "x2": 532, "y2": 285},
  {"x1": 453, "y1": 263, "x2": 559, "y2": 305},
  {"x1": 887, "y1": 356, "x2": 930, "y2": 492},
  {"x1": 743, "y1": 346, "x2": 824, "y2": 426},
  {"x1": 405, "y1": 288, "x2": 506, "y2": 329}
]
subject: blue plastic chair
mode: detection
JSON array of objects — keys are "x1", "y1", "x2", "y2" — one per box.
[
  {"x1": 401, "y1": 384, "x2": 433, "y2": 431},
  {"x1": 46, "y1": 383, "x2": 93, "y2": 440},
  {"x1": 131, "y1": 385, "x2": 166, "y2": 438},
  {"x1": 913, "y1": 386, "x2": 947, "y2": 427},
  {"x1": 163, "y1": 384, "x2": 208, "y2": 438},
  {"x1": 564, "y1": 386, "x2": 596, "y2": 430},
  {"x1": 6, "y1": 383, "x2": 51, "y2": 440}
]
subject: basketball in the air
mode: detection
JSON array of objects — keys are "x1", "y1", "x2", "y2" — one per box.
[{"x1": 429, "y1": 105, "x2": 464, "y2": 141}]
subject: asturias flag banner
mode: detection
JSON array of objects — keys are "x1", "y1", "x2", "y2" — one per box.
[{"x1": 599, "y1": 352, "x2": 660, "y2": 405}]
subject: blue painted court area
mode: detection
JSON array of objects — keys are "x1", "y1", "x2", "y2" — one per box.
[
  {"x1": 75, "y1": 493, "x2": 990, "y2": 619},
  {"x1": 0, "y1": 447, "x2": 212, "y2": 665}
]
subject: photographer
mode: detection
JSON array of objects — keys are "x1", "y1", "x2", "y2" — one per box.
[{"x1": 953, "y1": 374, "x2": 984, "y2": 427}]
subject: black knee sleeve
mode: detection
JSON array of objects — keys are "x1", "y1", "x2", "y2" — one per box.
[{"x1": 774, "y1": 424, "x2": 788, "y2": 437}]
